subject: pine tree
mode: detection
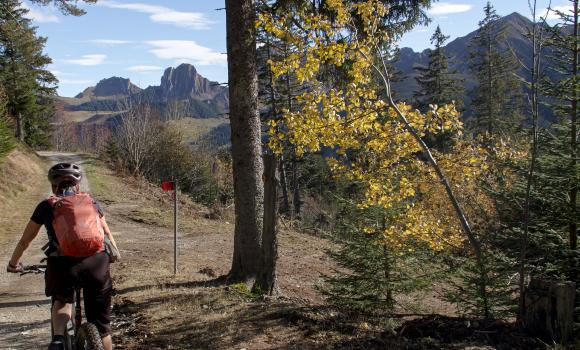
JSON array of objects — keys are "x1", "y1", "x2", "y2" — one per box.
[
  {"x1": 0, "y1": 85, "x2": 14, "y2": 160},
  {"x1": 542, "y1": 0, "x2": 579, "y2": 250},
  {"x1": 0, "y1": 0, "x2": 57, "y2": 147},
  {"x1": 414, "y1": 25, "x2": 463, "y2": 112},
  {"x1": 319, "y1": 194, "x2": 441, "y2": 313},
  {"x1": 468, "y1": 1, "x2": 523, "y2": 137},
  {"x1": 413, "y1": 25, "x2": 464, "y2": 150}
]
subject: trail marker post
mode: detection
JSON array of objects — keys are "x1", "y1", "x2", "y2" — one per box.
[{"x1": 161, "y1": 180, "x2": 178, "y2": 275}]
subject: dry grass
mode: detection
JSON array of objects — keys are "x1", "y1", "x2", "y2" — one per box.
[
  {"x1": 81, "y1": 158, "x2": 560, "y2": 350},
  {"x1": 0, "y1": 147, "x2": 47, "y2": 245},
  {"x1": 167, "y1": 117, "x2": 229, "y2": 143}
]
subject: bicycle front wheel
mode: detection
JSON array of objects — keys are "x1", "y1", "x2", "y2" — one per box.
[{"x1": 75, "y1": 323, "x2": 104, "y2": 350}]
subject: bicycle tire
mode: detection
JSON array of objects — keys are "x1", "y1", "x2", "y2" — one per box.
[{"x1": 75, "y1": 323, "x2": 104, "y2": 350}]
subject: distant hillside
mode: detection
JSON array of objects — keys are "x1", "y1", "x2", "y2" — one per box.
[
  {"x1": 56, "y1": 63, "x2": 229, "y2": 125},
  {"x1": 391, "y1": 12, "x2": 557, "y2": 123}
]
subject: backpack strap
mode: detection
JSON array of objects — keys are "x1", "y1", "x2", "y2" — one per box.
[{"x1": 47, "y1": 196, "x2": 61, "y2": 208}]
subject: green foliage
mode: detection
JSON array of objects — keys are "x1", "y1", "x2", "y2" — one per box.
[
  {"x1": 106, "y1": 122, "x2": 233, "y2": 207},
  {"x1": 468, "y1": 1, "x2": 523, "y2": 136},
  {"x1": 0, "y1": 0, "x2": 57, "y2": 147},
  {"x1": 0, "y1": 87, "x2": 15, "y2": 160},
  {"x1": 414, "y1": 25, "x2": 464, "y2": 151},
  {"x1": 0, "y1": 116, "x2": 14, "y2": 161},
  {"x1": 444, "y1": 251, "x2": 516, "y2": 318},
  {"x1": 414, "y1": 25, "x2": 463, "y2": 112},
  {"x1": 318, "y1": 189, "x2": 443, "y2": 313},
  {"x1": 28, "y1": 0, "x2": 97, "y2": 16}
]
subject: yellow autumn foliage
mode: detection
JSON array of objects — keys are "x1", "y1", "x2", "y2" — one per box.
[{"x1": 259, "y1": 0, "x2": 517, "y2": 252}]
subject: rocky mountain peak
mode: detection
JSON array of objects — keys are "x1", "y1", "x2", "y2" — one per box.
[
  {"x1": 93, "y1": 77, "x2": 142, "y2": 97},
  {"x1": 160, "y1": 63, "x2": 222, "y2": 100}
]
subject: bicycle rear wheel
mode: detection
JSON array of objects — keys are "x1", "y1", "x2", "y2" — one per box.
[{"x1": 75, "y1": 323, "x2": 104, "y2": 350}]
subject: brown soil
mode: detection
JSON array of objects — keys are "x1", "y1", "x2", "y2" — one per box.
[{"x1": 1, "y1": 152, "x2": 573, "y2": 350}]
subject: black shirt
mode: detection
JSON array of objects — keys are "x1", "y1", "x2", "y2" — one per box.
[{"x1": 31, "y1": 194, "x2": 104, "y2": 245}]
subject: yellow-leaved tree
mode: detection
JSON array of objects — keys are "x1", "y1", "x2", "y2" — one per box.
[{"x1": 258, "y1": 0, "x2": 509, "y2": 317}]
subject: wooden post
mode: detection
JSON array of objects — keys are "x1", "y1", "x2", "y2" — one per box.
[
  {"x1": 174, "y1": 179, "x2": 178, "y2": 275},
  {"x1": 259, "y1": 154, "x2": 279, "y2": 295},
  {"x1": 524, "y1": 279, "x2": 576, "y2": 344}
]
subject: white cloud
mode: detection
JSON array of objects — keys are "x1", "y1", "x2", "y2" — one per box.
[
  {"x1": 145, "y1": 40, "x2": 226, "y2": 66},
  {"x1": 21, "y1": 2, "x2": 59, "y2": 23},
  {"x1": 98, "y1": 1, "x2": 213, "y2": 29},
  {"x1": 545, "y1": 5, "x2": 574, "y2": 20},
  {"x1": 428, "y1": 2, "x2": 472, "y2": 16},
  {"x1": 91, "y1": 39, "x2": 133, "y2": 45},
  {"x1": 127, "y1": 65, "x2": 163, "y2": 72},
  {"x1": 65, "y1": 54, "x2": 107, "y2": 66}
]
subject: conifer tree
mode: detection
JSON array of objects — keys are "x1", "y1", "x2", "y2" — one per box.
[
  {"x1": 0, "y1": 86, "x2": 14, "y2": 160},
  {"x1": 414, "y1": 25, "x2": 463, "y2": 112},
  {"x1": 542, "y1": 0, "x2": 579, "y2": 250},
  {"x1": 0, "y1": 0, "x2": 57, "y2": 147},
  {"x1": 468, "y1": 2, "x2": 523, "y2": 137}
]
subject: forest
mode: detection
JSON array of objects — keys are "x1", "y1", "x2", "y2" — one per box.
[{"x1": 0, "y1": 0, "x2": 578, "y2": 348}]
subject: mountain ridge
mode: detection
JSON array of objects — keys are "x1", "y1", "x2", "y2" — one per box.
[{"x1": 58, "y1": 63, "x2": 229, "y2": 123}]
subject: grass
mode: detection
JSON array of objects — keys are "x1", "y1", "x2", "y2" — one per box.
[
  {"x1": 83, "y1": 157, "x2": 225, "y2": 235},
  {"x1": 167, "y1": 117, "x2": 229, "y2": 143},
  {"x1": 0, "y1": 147, "x2": 47, "y2": 245}
]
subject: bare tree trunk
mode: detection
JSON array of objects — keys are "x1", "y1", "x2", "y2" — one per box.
[
  {"x1": 570, "y1": 0, "x2": 578, "y2": 250},
  {"x1": 226, "y1": 0, "x2": 265, "y2": 287},
  {"x1": 519, "y1": 0, "x2": 544, "y2": 320},
  {"x1": 279, "y1": 156, "x2": 290, "y2": 215},
  {"x1": 258, "y1": 154, "x2": 279, "y2": 294},
  {"x1": 15, "y1": 112, "x2": 24, "y2": 142},
  {"x1": 292, "y1": 160, "x2": 301, "y2": 219}
]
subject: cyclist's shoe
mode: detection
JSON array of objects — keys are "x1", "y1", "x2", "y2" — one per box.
[{"x1": 48, "y1": 336, "x2": 65, "y2": 350}]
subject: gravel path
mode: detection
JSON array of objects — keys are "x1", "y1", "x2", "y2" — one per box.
[{"x1": 0, "y1": 152, "x2": 91, "y2": 350}]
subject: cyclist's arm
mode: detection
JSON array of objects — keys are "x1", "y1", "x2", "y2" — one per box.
[
  {"x1": 100, "y1": 216, "x2": 120, "y2": 254},
  {"x1": 9, "y1": 220, "x2": 42, "y2": 267}
]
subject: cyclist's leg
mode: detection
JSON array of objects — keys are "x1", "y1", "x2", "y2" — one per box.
[
  {"x1": 46, "y1": 256, "x2": 75, "y2": 336},
  {"x1": 80, "y1": 252, "x2": 113, "y2": 349},
  {"x1": 51, "y1": 299, "x2": 72, "y2": 335}
]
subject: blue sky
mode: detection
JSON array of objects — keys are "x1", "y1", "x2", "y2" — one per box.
[{"x1": 21, "y1": 0, "x2": 572, "y2": 97}]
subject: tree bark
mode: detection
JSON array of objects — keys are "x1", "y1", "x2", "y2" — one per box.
[
  {"x1": 524, "y1": 279, "x2": 576, "y2": 343},
  {"x1": 15, "y1": 112, "x2": 24, "y2": 142},
  {"x1": 292, "y1": 160, "x2": 301, "y2": 219},
  {"x1": 258, "y1": 154, "x2": 279, "y2": 295},
  {"x1": 519, "y1": 0, "x2": 542, "y2": 320},
  {"x1": 570, "y1": 0, "x2": 578, "y2": 250},
  {"x1": 226, "y1": 0, "x2": 265, "y2": 287},
  {"x1": 279, "y1": 156, "x2": 290, "y2": 215}
]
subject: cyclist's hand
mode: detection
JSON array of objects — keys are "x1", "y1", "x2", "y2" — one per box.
[{"x1": 6, "y1": 262, "x2": 24, "y2": 273}]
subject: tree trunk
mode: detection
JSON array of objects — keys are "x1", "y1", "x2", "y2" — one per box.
[
  {"x1": 292, "y1": 160, "x2": 301, "y2": 219},
  {"x1": 279, "y1": 156, "x2": 290, "y2": 215},
  {"x1": 15, "y1": 112, "x2": 24, "y2": 142},
  {"x1": 519, "y1": 0, "x2": 542, "y2": 320},
  {"x1": 570, "y1": 0, "x2": 578, "y2": 250},
  {"x1": 258, "y1": 154, "x2": 279, "y2": 295},
  {"x1": 226, "y1": 0, "x2": 265, "y2": 287},
  {"x1": 524, "y1": 279, "x2": 576, "y2": 344}
]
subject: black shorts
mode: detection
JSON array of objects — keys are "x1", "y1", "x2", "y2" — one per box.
[{"x1": 45, "y1": 252, "x2": 112, "y2": 336}]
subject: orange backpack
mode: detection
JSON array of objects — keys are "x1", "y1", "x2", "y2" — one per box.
[{"x1": 48, "y1": 193, "x2": 104, "y2": 257}]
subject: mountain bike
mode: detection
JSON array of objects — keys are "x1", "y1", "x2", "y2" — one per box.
[{"x1": 21, "y1": 263, "x2": 105, "y2": 350}]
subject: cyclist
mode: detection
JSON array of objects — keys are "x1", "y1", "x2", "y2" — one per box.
[{"x1": 6, "y1": 163, "x2": 119, "y2": 350}]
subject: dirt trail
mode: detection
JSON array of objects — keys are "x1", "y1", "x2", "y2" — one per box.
[
  {"x1": 0, "y1": 152, "x2": 91, "y2": 350},
  {"x1": 0, "y1": 152, "x2": 335, "y2": 350}
]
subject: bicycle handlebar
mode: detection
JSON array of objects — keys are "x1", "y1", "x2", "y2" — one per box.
[{"x1": 19, "y1": 264, "x2": 47, "y2": 275}]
